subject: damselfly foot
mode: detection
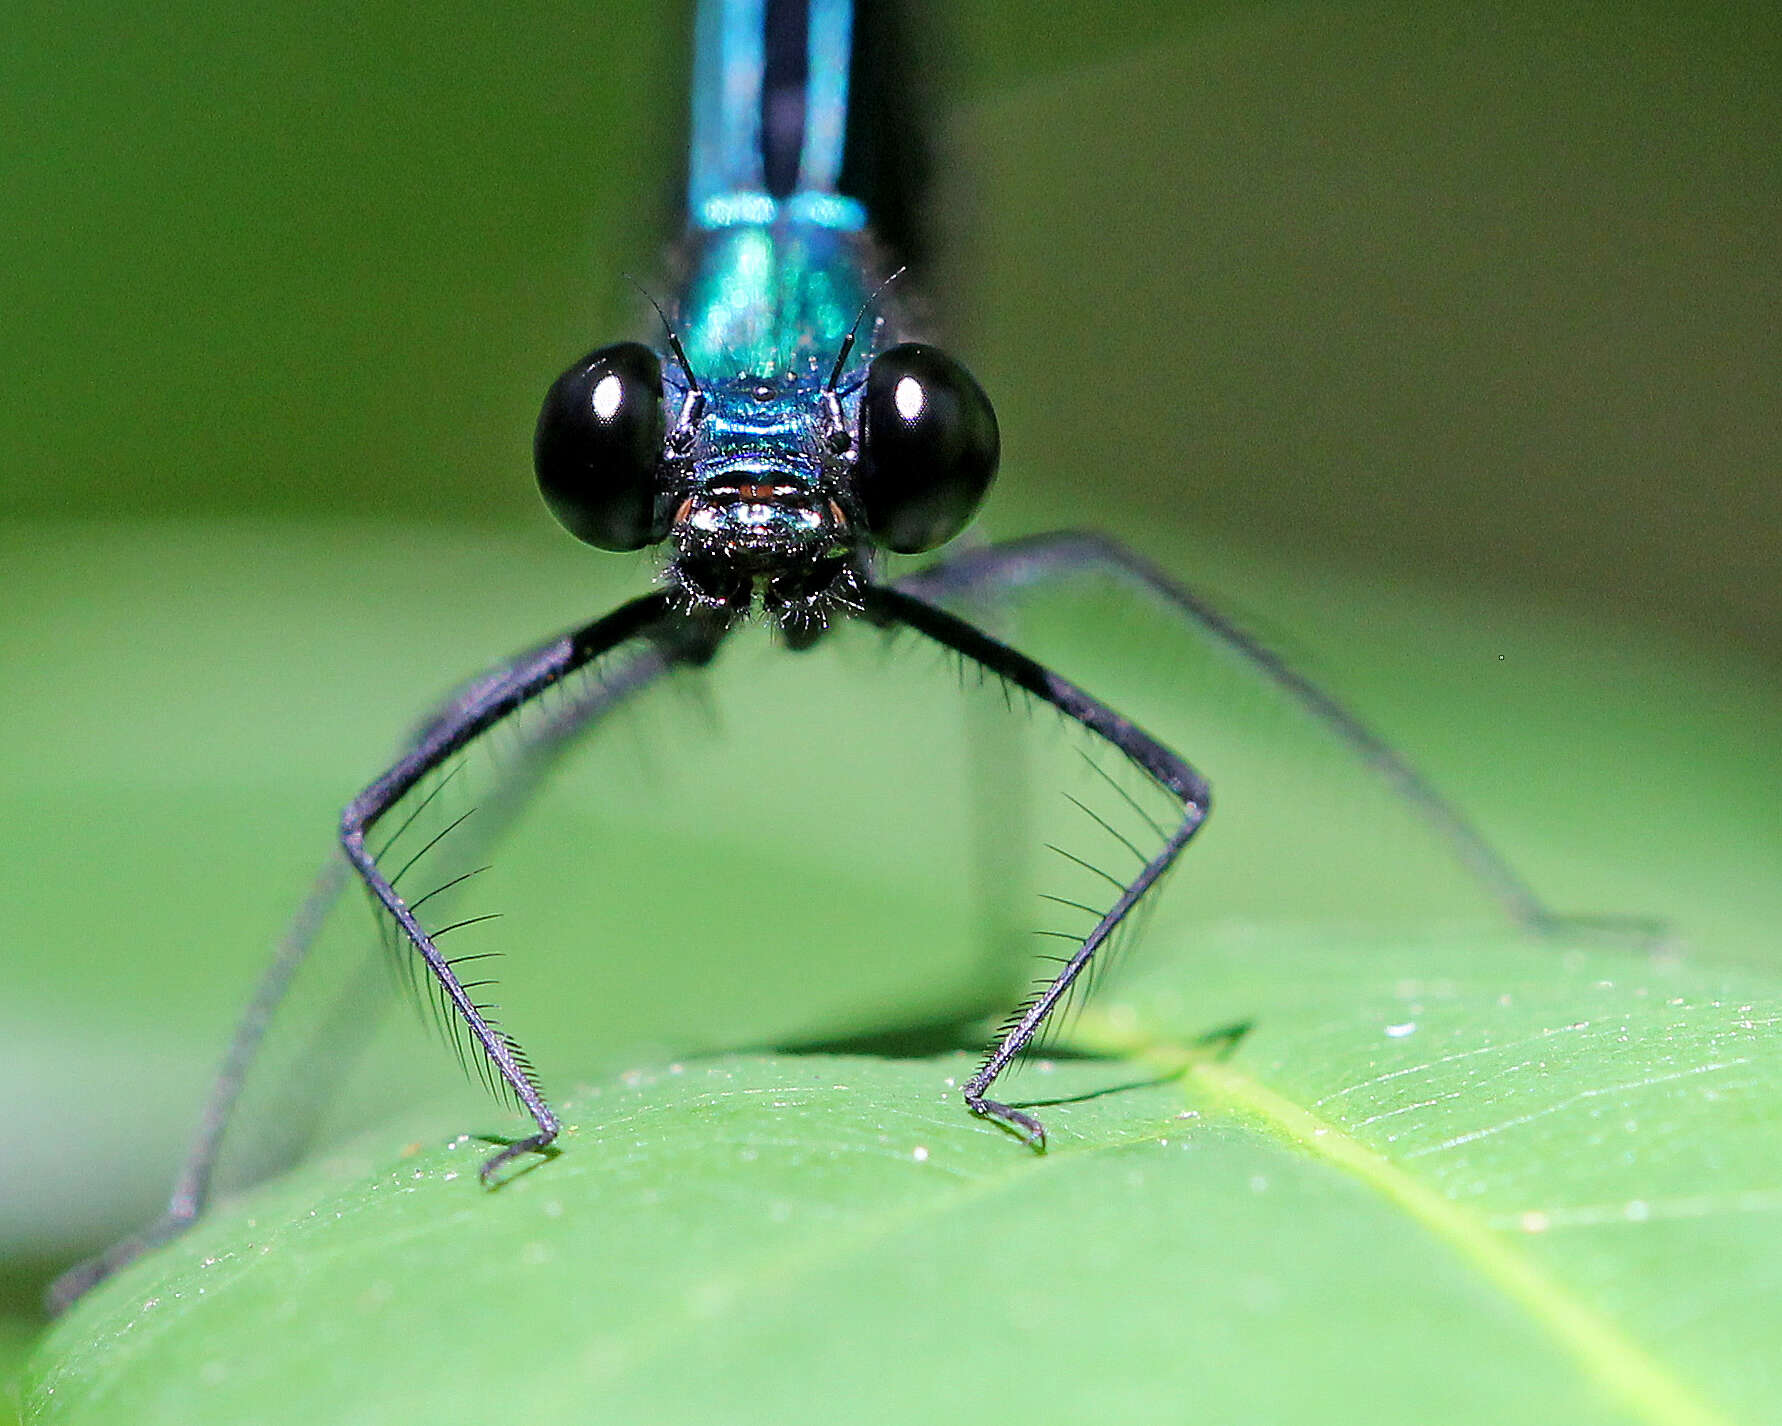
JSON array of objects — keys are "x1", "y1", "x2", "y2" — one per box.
[
  {"x1": 966, "y1": 1093, "x2": 1048, "y2": 1151},
  {"x1": 478, "y1": 1130, "x2": 562, "y2": 1187},
  {"x1": 46, "y1": 1210, "x2": 195, "y2": 1315}
]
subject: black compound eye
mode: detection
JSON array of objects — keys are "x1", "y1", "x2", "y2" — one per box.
[
  {"x1": 856, "y1": 343, "x2": 1000, "y2": 554},
  {"x1": 534, "y1": 341, "x2": 669, "y2": 550}
]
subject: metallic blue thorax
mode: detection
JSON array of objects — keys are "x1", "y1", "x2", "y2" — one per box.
[
  {"x1": 680, "y1": 220, "x2": 880, "y2": 388},
  {"x1": 677, "y1": 0, "x2": 891, "y2": 391}
]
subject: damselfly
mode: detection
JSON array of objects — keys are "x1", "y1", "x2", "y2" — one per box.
[{"x1": 50, "y1": 0, "x2": 1576, "y2": 1311}]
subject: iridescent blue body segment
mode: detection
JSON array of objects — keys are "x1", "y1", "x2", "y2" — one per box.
[
  {"x1": 688, "y1": 0, "x2": 863, "y2": 228},
  {"x1": 680, "y1": 0, "x2": 884, "y2": 421},
  {"x1": 681, "y1": 0, "x2": 884, "y2": 382},
  {"x1": 677, "y1": 223, "x2": 881, "y2": 384}
]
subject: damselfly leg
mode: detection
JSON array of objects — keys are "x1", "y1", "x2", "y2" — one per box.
[
  {"x1": 864, "y1": 585, "x2": 1209, "y2": 1144},
  {"x1": 48, "y1": 598, "x2": 724, "y2": 1310},
  {"x1": 898, "y1": 532, "x2": 1663, "y2": 948}
]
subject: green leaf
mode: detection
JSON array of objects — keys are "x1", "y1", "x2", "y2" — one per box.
[{"x1": 26, "y1": 919, "x2": 1782, "y2": 1426}]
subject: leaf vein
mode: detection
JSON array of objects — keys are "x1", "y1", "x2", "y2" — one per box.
[{"x1": 1071, "y1": 1011, "x2": 1740, "y2": 1426}]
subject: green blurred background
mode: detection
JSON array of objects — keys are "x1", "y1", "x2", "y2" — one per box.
[{"x1": 3, "y1": 0, "x2": 1779, "y2": 1415}]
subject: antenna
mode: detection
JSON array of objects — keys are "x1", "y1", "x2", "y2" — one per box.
[
  {"x1": 825, "y1": 266, "x2": 906, "y2": 394},
  {"x1": 625, "y1": 274, "x2": 702, "y2": 394}
]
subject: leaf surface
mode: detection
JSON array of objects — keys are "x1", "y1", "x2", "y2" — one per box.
[{"x1": 28, "y1": 921, "x2": 1782, "y2": 1426}]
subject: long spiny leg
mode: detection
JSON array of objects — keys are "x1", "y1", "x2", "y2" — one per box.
[
  {"x1": 44, "y1": 857, "x2": 350, "y2": 1314},
  {"x1": 895, "y1": 532, "x2": 1571, "y2": 934},
  {"x1": 864, "y1": 586, "x2": 1210, "y2": 1147},
  {"x1": 339, "y1": 592, "x2": 684, "y2": 1184},
  {"x1": 47, "y1": 593, "x2": 696, "y2": 1315}
]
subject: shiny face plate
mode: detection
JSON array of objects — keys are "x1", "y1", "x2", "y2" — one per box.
[{"x1": 665, "y1": 369, "x2": 861, "y2": 628}]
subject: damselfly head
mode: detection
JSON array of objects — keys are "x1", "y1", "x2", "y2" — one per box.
[
  {"x1": 532, "y1": 325, "x2": 1000, "y2": 637},
  {"x1": 663, "y1": 371, "x2": 861, "y2": 630}
]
